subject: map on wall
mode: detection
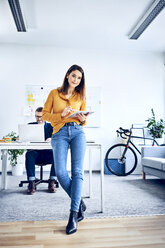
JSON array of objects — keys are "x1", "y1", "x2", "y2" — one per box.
[{"x1": 25, "y1": 85, "x2": 101, "y2": 127}]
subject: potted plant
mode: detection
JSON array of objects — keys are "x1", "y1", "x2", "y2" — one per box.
[
  {"x1": 145, "y1": 108, "x2": 165, "y2": 141},
  {"x1": 4, "y1": 131, "x2": 26, "y2": 175}
]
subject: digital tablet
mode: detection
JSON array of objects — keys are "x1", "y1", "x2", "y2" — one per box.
[{"x1": 67, "y1": 111, "x2": 94, "y2": 118}]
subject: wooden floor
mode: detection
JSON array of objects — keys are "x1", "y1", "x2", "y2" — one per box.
[{"x1": 0, "y1": 215, "x2": 165, "y2": 248}]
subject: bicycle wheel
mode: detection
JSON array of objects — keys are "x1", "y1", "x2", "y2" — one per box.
[{"x1": 105, "y1": 143, "x2": 137, "y2": 176}]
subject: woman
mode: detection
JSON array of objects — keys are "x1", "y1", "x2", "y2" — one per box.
[{"x1": 42, "y1": 64, "x2": 88, "y2": 235}]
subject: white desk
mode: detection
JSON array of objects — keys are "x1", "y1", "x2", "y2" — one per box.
[{"x1": 0, "y1": 142, "x2": 104, "y2": 213}]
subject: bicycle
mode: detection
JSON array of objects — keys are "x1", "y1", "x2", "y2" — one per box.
[{"x1": 105, "y1": 126, "x2": 159, "y2": 176}]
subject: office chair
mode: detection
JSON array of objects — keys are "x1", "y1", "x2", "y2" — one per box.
[{"x1": 19, "y1": 163, "x2": 59, "y2": 188}]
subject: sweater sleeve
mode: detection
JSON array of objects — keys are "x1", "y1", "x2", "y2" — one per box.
[{"x1": 42, "y1": 90, "x2": 62, "y2": 123}]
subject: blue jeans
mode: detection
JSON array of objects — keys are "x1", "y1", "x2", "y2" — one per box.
[
  {"x1": 51, "y1": 124, "x2": 86, "y2": 211},
  {"x1": 25, "y1": 150, "x2": 56, "y2": 181}
]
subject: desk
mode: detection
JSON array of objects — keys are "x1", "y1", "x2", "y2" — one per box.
[{"x1": 0, "y1": 142, "x2": 104, "y2": 213}]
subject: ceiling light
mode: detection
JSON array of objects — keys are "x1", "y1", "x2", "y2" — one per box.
[
  {"x1": 8, "y1": 0, "x2": 26, "y2": 32},
  {"x1": 128, "y1": 0, "x2": 165, "y2": 39}
]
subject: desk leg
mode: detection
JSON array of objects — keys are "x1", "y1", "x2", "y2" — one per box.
[
  {"x1": 100, "y1": 146, "x2": 104, "y2": 213},
  {"x1": 89, "y1": 148, "x2": 92, "y2": 198},
  {"x1": 1, "y1": 150, "x2": 8, "y2": 189}
]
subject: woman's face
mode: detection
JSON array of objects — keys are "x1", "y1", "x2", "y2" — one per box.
[{"x1": 67, "y1": 70, "x2": 82, "y2": 89}]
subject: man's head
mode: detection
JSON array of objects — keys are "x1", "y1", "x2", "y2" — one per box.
[{"x1": 35, "y1": 107, "x2": 43, "y2": 124}]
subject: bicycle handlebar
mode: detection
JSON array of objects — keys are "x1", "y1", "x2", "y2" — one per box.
[
  {"x1": 119, "y1": 127, "x2": 130, "y2": 133},
  {"x1": 116, "y1": 128, "x2": 130, "y2": 139},
  {"x1": 116, "y1": 127, "x2": 130, "y2": 136}
]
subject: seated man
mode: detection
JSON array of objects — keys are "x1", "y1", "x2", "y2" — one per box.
[{"x1": 26, "y1": 107, "x2": 57, "y2": 194}]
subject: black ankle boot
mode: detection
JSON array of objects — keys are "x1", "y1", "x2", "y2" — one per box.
[
  {"x1": 66, "y1": 211, "x2": 78, "y2": 235},
  {"x1": 77, "y1": 199, "x2": 86, "y2": 222}
]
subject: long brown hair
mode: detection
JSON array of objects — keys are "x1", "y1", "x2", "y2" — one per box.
[{"x1": 58, "y1": 64, "x2": 86, "y2": 100}]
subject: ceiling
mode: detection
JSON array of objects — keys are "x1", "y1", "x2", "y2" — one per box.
[{"x1": 0, "y1": 0, "x2": 165, "y2": 52}]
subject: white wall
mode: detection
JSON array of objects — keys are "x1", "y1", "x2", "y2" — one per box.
[{"x1": 0, "y1": 44, "x2": 164, "y2": 170}]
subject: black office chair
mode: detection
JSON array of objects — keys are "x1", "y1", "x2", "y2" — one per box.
[{"x1": 19, "y1": 163, "x2": 59, "y2": 188}]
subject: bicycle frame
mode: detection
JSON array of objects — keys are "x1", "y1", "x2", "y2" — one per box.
[
  {"x1": 118, "y1": 127, "x2": 159, "y2": 157},
  {"x1": 126, "y1": 135, "x2": 141, "y2": 155}
]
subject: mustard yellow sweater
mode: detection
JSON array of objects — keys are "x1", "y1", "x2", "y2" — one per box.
[{"x1": 42, "y1": 88, "x2": 86, "y2": 134}]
